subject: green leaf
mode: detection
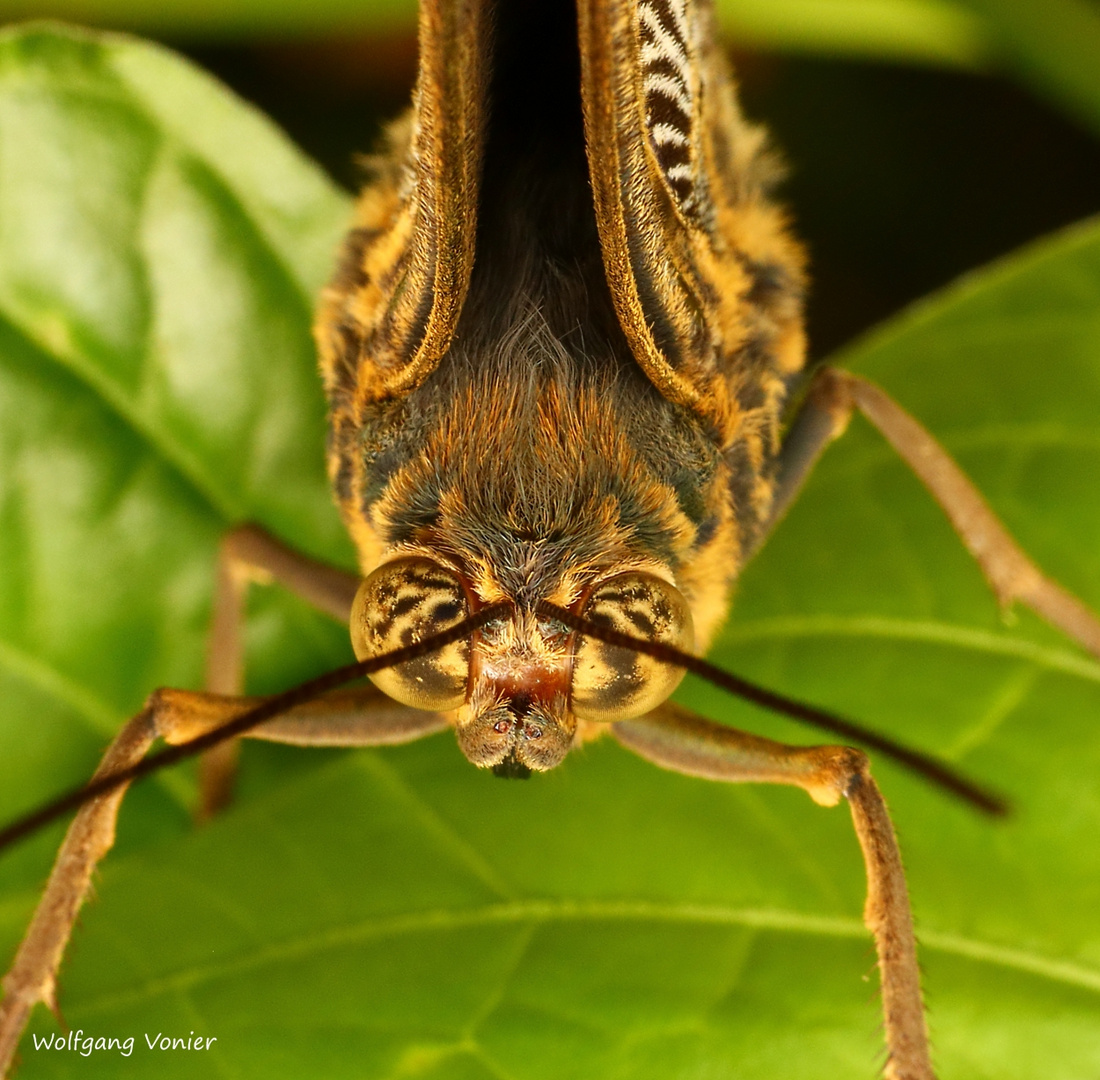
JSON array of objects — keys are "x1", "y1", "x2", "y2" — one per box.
[
  {"x1": 0, "y1": 19, "x2": 353, "y2": 919},
  {"x1": 1, "y1": 22, "x2": 1099, "y2": 1080}
]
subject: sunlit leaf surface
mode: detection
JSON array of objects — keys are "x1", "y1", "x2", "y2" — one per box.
[{"x1": 0, "y1": 25, "x2": 1098, "y2": 1080}]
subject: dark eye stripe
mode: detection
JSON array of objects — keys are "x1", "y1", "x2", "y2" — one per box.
[
  {"x1": 390, "y1": 591, "x2": 427, "y2": 619},
  {"x1": 430, "y1": 598, "x2": 464, "y2": 623},
  {"x1": 622, "y1": 607, "x2": 657, "y2": 637}
]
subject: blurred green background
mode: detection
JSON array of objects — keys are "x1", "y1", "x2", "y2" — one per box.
[{"x1": 1, "y1": 0, "x2": 1098, "y2": 356}]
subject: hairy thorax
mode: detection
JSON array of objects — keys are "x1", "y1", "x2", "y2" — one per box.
[{"x1": 338, "y1": 252, "x2": 745, "y2": 655}]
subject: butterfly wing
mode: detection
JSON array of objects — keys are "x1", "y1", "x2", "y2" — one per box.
[
  {"x1": 578, "y1": 0, "x2": 807, "y2": 453},
  {"x1": 315, "y1": 0, "x2": 488, "y2": 411}
]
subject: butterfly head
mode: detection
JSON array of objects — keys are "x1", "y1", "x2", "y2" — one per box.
[{"x1": 350, "y1": 557, "x2": 693, "y2": 774}]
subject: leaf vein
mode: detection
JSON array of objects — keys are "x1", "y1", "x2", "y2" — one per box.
[{"x1": 70, "y1": 899, "x2": 1100, "y2": 1017}]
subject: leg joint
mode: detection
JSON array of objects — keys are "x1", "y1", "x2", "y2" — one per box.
[
  {"x1": 822, "y1": 745, "x2": 871, "y2": 800},
  {"x1": 808, "y1": 365, "x2": 855, "y2": 426}
]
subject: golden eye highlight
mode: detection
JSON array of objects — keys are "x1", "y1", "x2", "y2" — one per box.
[
  {"x1": 570, "y1": 572, "x2": 693, "y2": 723},
  {"x1": 350, "y1": 558, "x2": 472, "y2": 710}
]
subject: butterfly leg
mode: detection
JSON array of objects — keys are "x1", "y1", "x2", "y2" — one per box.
[
  {"x1": 755, "y1": 366, "x2": 1100, "y2": 659},
  {"x1": 199, "y1": 523, "x2": 360, "y2": 815},
  {"x1": 613, "y1": 702, "x2": 933, "y2": 1080},
  {"x1": 0, "y1": 681, "x2": 444, "y2": 1077},
  {"x1": 0, "y1": 705, "x2": 155, "y2": 1075},
  {"x1": 1, "y1": 524, "x2": 445, "y2": 1076}
]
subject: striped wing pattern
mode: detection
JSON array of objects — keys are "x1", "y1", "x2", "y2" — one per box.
[
  {"x1": 318, "y1": 0, "x2": 808, "y2": 562},
  {"x1": 314, "y1": 0, "x2": 488, "y2": 412},
  {"x1": 579, "y1": 0, "x2": 807, "y2": 446},
  {"x1": 637, "y1": 0, "x2": 703, "y2": 218}
]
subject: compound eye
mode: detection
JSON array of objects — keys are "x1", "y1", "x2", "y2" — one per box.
[
  {"x1": 571, "y1": 572, "x2": 694, "y2": 723},
  {"x1": 350, "y1": 558, "x2": 471, "y2": 710}
]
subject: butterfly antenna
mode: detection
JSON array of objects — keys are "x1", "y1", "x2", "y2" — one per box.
[
  {"x1": 538, "y1": 601, "x2": 1007, "y2": 815},
  {"x1": 0, "y1": 602, "x2": 513, "y2": 854}
]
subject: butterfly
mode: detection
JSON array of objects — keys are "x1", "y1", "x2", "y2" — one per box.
[{"x1": 2, "y1": 3, "x2": 1098, "y2": 1079}]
